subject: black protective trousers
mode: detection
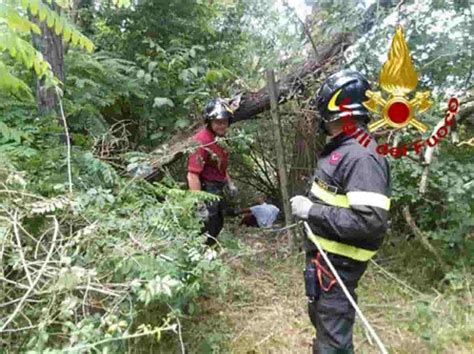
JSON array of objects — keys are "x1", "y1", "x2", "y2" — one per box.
[
  {"x1": 305, "y1": 251, "x2": 368, "y2": 354},
  {"x1": 201, "y1": 181, "x2": 225, "y2": 246}
]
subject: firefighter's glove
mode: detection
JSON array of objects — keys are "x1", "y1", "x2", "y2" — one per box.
[
  {"x1": 196, "y1": 201, "x2": 209, "y2": 221},
  {"x1": 290, "y1": 195, "x2": 313, "y2": 220},
  {"x1": 224, "y1": 180, "x2": 238, "y2": 198}
]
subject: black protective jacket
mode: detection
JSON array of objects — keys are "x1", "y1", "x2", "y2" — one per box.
[{"x1": 304, "y1": 127, "x2": 391, "y2": 257}]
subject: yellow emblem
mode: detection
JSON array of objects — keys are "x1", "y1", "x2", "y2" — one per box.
[
  {"x1": 328, "y1": 89, "x2": 343, "y2": 112},
  {"x1": 364, "y1": 26, "x2": 431, "y2": 133}
]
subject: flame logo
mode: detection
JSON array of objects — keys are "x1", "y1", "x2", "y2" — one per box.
[
  {"x1": 380, "y1": 27, "x2": 418, "y2": 95},
  {"x1": 364, "y1": 26, "x2": 431, "y2": 133}
]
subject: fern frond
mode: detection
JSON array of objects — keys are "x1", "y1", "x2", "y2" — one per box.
[
  {"x1": 0, "y1": 0, "x2": 131, "y2": 97},
  {"x1": 0, "y1": 5, "x2": 41, "y2": 34},
  {"x1": 48, "y1": 0, "x2": 73, "y2": 9},
  {"x1": 30, "y1": 195, "x2": 72, "y2": 215},
  {"x1": 0, "y1": 32, "x2": 51, "y2": 77},
  {"x1": 0, "y1": 61, "x2": 33, "y2": 99},
  {"x1": 81, "y1": 152, "x2": 119, "y2": 186},
  {"x1": 13, "y1": 0, "x2": 94, "y2": 52},
  {"x1": 0, "y1": 121, "x2": 30, "y2": 144}
]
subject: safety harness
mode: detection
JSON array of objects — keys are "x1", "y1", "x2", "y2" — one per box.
[
  {"x1": 304, "y1": 221, "x2": 389, "y2": 354},
  {"x1": 310, "y1": 252, "x2": 337, "y2": 292}
]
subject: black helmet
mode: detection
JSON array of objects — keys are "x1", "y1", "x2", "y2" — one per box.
[
  {"x1": 315, "y1": 70, "x2": 371, "y2": 127},
  {"x1": 203, "y1": 98, "x2": 234, "y2": 124}
]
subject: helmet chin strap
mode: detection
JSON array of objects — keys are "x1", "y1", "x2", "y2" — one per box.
[
  {"x1": 318, "y1": 120, "x2": 330, "y2": 135},
  {"x1": 319, "y1": 114, "x2": 370, "y2": 137}
]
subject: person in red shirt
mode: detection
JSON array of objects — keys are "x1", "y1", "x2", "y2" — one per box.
[{"x1": 187, "y1": 98, "x2": 238, "y2": 245}]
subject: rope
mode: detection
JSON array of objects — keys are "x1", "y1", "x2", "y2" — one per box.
[
  {"x1": 303, "y1": 221, "x2": 388, "y2": 354},
  {"x1": 261, "y1": 222, "x2": 301, "y2": 233}
]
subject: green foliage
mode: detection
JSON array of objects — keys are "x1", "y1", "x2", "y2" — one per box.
[
  {"x1": 346, "y1": 0, "x2": 472, "y2": 96},
  {"x1": 63, "y1": 50, "x2": 146, "y2": 136},
  {"x1": 340, "y1": 0, "x2": 474, "y2": 268},
  {"x1": 0, "y1": 0, "x2": 97, "y2": 97},
  {"x1": 0, "y1": 61, "x2": 33, "y2": 97},
  {"x1": 84, "y1": 0, "x2": 303, "y2": 145},
  {"x1": 0, "y1": 0, "x2": 472, "y2": 351},
  {"x1": 0, "y1": 114, "x2": 224, "y2": 351},
  {"x1": 0, "y1": 30, "x2": 51, "y2": 79}
]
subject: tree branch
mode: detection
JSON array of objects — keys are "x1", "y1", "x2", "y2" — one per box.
[
  {"x1": 402, "y1": 206, "x2": 449, "y2": 274},
  {"x1": 0, "y1": 216, "x2": 59, "y2": 333},
  {"x1": 145, "y1": 33, "x2": 352, "y2": 179}
]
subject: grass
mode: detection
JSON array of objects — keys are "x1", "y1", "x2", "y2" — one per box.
[{"x1": 148, "y1": 224, "x2": 474, "y2": 353}]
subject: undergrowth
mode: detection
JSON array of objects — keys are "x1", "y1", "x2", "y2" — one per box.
[
  {"x1": 163, "y1": 226, "x2": 474, "y2": 353},
  {"x1": 0, "y1": 109, "x2": 224, "y2": 352}
]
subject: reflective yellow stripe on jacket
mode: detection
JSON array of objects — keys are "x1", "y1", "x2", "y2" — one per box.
[
  {"x1": 306, "y1": 230, "x2": 377, "y2": 262},
  {"x1": 311, "y1": 182, "x2": 350, "y2": 208},
  {"x1": 311, "y1": 182, "x2": 390, "y2": 211},
  {"x1": 309, "y1": 182, "x2": 390, "y2": 261}
]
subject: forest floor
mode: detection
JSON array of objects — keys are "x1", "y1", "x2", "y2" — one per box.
[{"x1": 153, "y1": 224, "x2": 473, "y2": 354}]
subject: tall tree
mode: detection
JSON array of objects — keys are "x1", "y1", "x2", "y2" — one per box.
[{"x1": 31, "y1": 3, "x2": 65, "y2": 114}]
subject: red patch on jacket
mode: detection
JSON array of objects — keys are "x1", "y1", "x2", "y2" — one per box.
[{"x1": 329, "y1": 152, "x2": 342, "y2": 165}]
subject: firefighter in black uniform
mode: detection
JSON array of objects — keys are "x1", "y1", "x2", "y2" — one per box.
[{"x1": 290, "y1": 70, "x2": 391, "y2": 354}]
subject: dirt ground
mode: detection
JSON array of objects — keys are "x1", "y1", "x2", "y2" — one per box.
[{"x1": 163, "y1": 227, "x2": 474, "y2": 354}]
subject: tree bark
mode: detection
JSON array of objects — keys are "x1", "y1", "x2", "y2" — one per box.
[
  {"x1": 30, "y1": 3, "x2": 67, "y2": 151},
  {"x1": 267, "y1": 69, "x2": 294, "y2": 248},
  {"x1": 145, "y1": 32, "x2": 351, "y2": 179},
  {"x1": 31, "y1": 10, "x2": 65, "y2": 115},
  {"x1": 457, "y1": 90, "x2": 474, "y2": 125},
  {"x1": 228, "y1": 32, "x2": 350, "y2": 123}
]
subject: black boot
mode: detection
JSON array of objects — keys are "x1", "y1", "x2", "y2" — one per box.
[{"x1": 313, "y1": 337, "x2": 354, "y2": 354}]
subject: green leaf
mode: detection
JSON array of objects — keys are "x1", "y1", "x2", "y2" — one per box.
[
  {"x1": 29, "y1": 0, "x2": 40, "y2": 15},
  {"x1": 192, "y1": 45, "x2": 205, "y2": 52},
  {"x1": 148, "y1": 61, "x2": 158, "y2": 72},
  {"x1": 63, "y1": 25, "x2": 72, "y2": 42},
  {"x1": 46, "y1": 12, "x2": 55, "y2": 28},
  {"x1": 54, "y1": 17, "x2": 64, "y2": 35},
  {"x1": 83, "y1": 38, "x2": 94, "y2": 53},
  {"x1": 205, "y1": 69, "x2": 223, "y2": 82},
  {"x1": 144, "y1": 73, "x2": 152, "y2": 84},
  {"x1": 71, "y1": 32, "x2": 80, "y2": 46},
  {"x1": 183, "y1": 95, "x2": 195, "y2": 105},
  {"x1": 175, "y1": 118, "x2": 189, "y2": 129},
  {"x1": 38, "y1": 7, "x2": 47, "y2": 22},
  {"x1": 189, "y1": 67, "x2": 199, "y2": 76},
  {"x1": 153, "y1": 97, "x2": 174, "y2": 108},
  {"x1": 179, "y1": 69, "x2": 193, "y2": 82}
]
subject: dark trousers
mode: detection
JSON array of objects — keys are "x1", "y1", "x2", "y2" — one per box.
[
  {"x1": 305, "y1": 251, "x2": 368, "y2": 354},
  {"x1": 203, "y1": 199, "x2": 224, "y2": 246},
  {"x1": 202, "y1": 181, "x2": 225, "y2": 246}
]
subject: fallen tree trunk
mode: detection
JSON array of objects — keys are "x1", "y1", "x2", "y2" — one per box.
[
  {"x1": 231, "y1": 33, "x2": 351, "y2": 123},
  {"x1": 145, "y1": 33, "x2": 352, "y2": 179}
]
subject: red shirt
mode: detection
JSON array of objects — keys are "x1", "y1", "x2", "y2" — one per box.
[{"x1": 187, "y1": 127, "x2": 229, "y2": 182}]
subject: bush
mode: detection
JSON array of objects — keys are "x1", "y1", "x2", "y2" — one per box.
[{"x1": 0, "y1": 113, "x2": 221, "y2": 351}]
